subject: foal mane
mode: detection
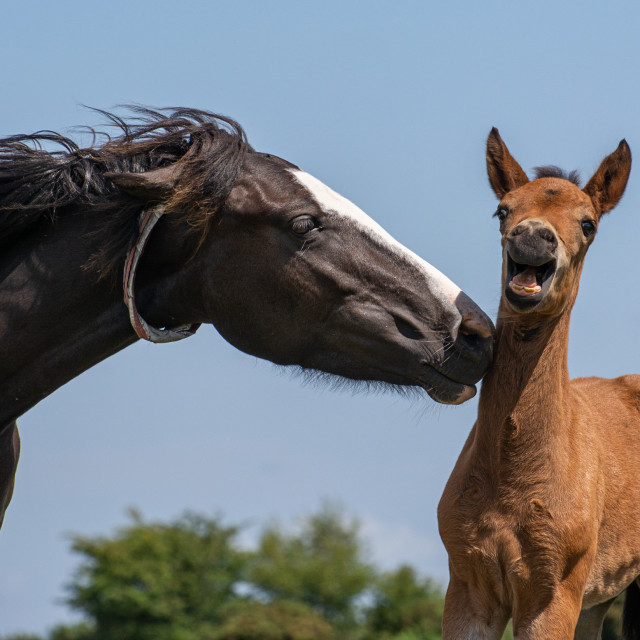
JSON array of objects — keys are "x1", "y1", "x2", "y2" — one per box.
[
  {"x1": 533, "y1": 165, "x2": 581, "y2": 186},
  {"x1": 0, "y1": 107, "x2": 250, "y2": 277}
]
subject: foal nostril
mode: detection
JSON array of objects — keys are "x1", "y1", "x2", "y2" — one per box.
[
  {"x1": 509, "y1": 223, "x2": 558, "y2": 255},
  {"x1": 538, "y1": 227, "x2": 557, "y2": 246}
]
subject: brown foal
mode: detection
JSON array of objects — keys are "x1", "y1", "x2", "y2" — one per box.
[{"x1": 438, "y1": 130, "x2": 640, "y2": 639}]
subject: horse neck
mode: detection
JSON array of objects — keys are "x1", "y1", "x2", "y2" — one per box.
[
  {"x1": 0, "y1": 209, "x2": 198, "y2": 425},
  {"x1": 474, "y1": 298, "x2": 574, "y2": 476}
]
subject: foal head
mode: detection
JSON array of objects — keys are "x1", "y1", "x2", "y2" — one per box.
[{"x1": 486, "y1": 128, "x2": 631, "y2": 318}]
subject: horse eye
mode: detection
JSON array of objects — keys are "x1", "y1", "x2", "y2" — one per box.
[
  {"x1": 290, "y1": 215, "x2": 318, "y2": 235},
  {"x1": 581, "y1": 220, "x2": 596, "y2": 238},
  {"x1": 495, "y1": 208, "x2": 509, "y2": 222}
]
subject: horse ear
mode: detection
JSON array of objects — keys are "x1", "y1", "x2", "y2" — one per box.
[
  {"x1": 583, "y1": 140, "x2": 631, "y2": 216},
  {"x1": 106, "y1": 165, "x2": 178, "y2": 201},
  {"x1": 486, "y1": 127, "x2": 529, "y2": 198}
]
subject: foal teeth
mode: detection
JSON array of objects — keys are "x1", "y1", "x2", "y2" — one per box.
[{"x1": 509, "y1": 281, "x2": 542, "y2": 295}]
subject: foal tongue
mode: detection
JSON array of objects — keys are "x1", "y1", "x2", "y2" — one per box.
[{"x1": 512, "y1": 266, "x2": 538, "y2": 287}]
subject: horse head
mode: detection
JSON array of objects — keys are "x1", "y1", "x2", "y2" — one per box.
[{"x1": 107, "y1": 113, "x2": 494, "y2": 404}]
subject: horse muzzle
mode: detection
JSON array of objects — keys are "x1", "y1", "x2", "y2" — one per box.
[{"x1": 414, "y1": 294, "x2": 494, "y2": 404}]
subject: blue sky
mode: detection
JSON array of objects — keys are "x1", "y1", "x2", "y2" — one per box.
[{"x1": 2, "y1": 1, "x2": 640, "y2": 634}]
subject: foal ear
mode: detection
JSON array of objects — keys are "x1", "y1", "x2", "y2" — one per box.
[
  {"x1": 486, "y1": 128, "x2": 530, "y2": 198},
  {"x1": 106, "y1": 165, "x2": 178, "y2": 202},
  {"x1": 583, "y1": 140, "x2": 631, "y2": 216}
]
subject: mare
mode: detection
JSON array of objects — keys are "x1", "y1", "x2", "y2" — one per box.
[
  {"x1": 438, "y1": 129, "x2": 640, "y2": 639},
  {"x1": 0, "y1": 108, "x2": 494, "y2": 529}
]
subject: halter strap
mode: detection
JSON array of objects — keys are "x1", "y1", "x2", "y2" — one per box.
[{"x1": 123, "y1": 206, "x2": 201, "y2": 343}]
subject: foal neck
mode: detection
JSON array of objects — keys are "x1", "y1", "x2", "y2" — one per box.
[
  {"x1": 487, "y1": 303, "x2": 571, "y2": 399},
  {"x1": 475, "y1": 302, "x2": 573, "y2": 471}
]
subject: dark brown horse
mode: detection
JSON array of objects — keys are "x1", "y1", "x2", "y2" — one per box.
[
  {"x1": 438, "y1": 130, "x2": 638, "y2": 639},
  {"x1": 0, "y1": 108, "x2": 493, "y2": 529}
]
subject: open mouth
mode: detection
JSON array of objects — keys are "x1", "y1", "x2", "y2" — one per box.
[{"x1": 505, "y1": 254, "x2": 556, "y2": 308}]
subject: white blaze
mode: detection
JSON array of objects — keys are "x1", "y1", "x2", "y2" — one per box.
[{"x1": 291, "y1": 169, "x2": 462, "y2": 305}]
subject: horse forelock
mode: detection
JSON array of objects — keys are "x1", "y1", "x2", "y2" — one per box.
[{"x1": 0, "y1": 107, "x2": 250, "y2": 277}]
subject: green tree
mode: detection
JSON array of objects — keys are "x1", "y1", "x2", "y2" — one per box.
[
  {"x1": 8, "y1": 506, "x2": 451, "y2": 640},
  {"x1": 0, "y1": 622, "x2": 95, "y2": 640},
  {"x1": 247, "y1": 504, "x2": 375, "y2": 632},
  {"x1": 66, "y1": 510, "x2": 245, "y2": 640},
  {"x1": 365, "y1": 565, "x2": 444, "y2": 640},
  {"x1": 213, "y1": 601, "x2": 335, "y2": 640},
  {"x1": 48, "y1": 623, "x2": 96, "y2": 640},
  {"x1": 602, "y1": 593, "x2": 624, "y2": 640}
]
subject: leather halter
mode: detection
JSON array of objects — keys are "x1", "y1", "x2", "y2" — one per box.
[{"x1": 123, "y1": 206, "x2": 201, "y2": 343}]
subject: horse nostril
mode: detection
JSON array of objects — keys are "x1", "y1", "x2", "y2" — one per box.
[
  {"x1": 460, "y1": 314, "x2": 494, "y2": 341},
  {"x1": 454, "y1": 314, "x2": 494, "y2": 368},
  {"x1": 453, "y1": 292, "x2": 495, "y2": 345}
]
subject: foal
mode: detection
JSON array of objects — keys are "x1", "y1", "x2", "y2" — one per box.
[{"x1": 438, "y1": 130, "x2": 640, "y2": 639}]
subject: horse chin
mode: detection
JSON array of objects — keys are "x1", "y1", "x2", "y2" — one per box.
[
  {"x1": 289, "y1": 362, "x2": 477, "y2": 405},
  {"x1": 426, "y1": 384, "x2": 477, "y2": 405},
  {"x1": 418, "y1": 365, "x2": 478, "y2": 405}
]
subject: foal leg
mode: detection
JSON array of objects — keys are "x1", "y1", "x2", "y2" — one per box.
[
  {"x1": 0, "y1": 421, "x2": 20, "y2": 529},
  {"x1": 442, "y1": 578, "x2": 509, "y2": 640},
  {"x1": 513, "y1": 586, "x2": 584, "y2": 640},
  {"x1": 573, "y1": 597, "x2": 616, "y2": 640}
]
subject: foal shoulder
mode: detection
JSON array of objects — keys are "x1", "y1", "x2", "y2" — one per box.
[
  {"x1": 571, "y1": 374, "x2": 640, "y2": 420},
  {"x1": 612, "y1": 374, "x2": 640, "y2": 414},
  {"x1": 572, "y1": 373, "x2": 640, "y2": 393}
]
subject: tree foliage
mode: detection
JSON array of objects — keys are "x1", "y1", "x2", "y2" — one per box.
[
  {"x1": 213, "y1": 601, "x2": 335, "y2": 640},
  {"x1": 365, "y1": 565, "x2": 443, "y2": 640},
  {"x1": 248, "y1": 505, "x2": 374, "y2": 630},
  {"x1": 602, "y1": 594, "x2": 623, "y2": 640},
  {"x1": 66, "y1": 509, "x2": 245, "y2": 640}
]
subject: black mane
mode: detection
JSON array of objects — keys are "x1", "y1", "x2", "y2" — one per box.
[
  {"x1": 0, "y1": 107, "x2": 250, "y2": 276},
  {"x1": 533, "y1": 165, "x2": 581, "y2": 186}
]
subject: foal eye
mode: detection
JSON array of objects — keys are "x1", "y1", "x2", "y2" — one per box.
[
  {"x1": 495, "y1": 208, "x2": 509, "y2": 222},
  {"x1": 290, "y1": 215, "x2": 319, "y2": 235},
  {"x1": 581, "y1": 220, "x2": 596, "y2": 238}
]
